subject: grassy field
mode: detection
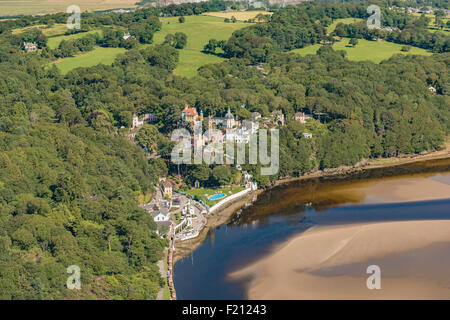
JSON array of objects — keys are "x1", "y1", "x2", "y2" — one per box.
[
  {"x1": 327, "y1": 18, "x2": 363, "y2": 34},
  {"x1": 47, "y1": 29, "x2": 103, "y2": 49},
  {"x1": 152, "y1": 15, "x2": 251, "y2": 77},
  {"x1": 203, "y1": 10, "x2": 272, "y2": 21},
  {"x1": 292, "y1": 38, "x2": 433, "y2": 63},
  {"x1": 52, "y1": 46, "x2": 126, "y2": 74},
  {"x1": 0, "y1": 0, "x2": 137, "y2": 16},
  {"x1": 12, "y1": 23, "x2": 68, "y2": 36}
]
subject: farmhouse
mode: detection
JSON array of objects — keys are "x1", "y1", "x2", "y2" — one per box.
[
  {"x1": 303, "y1": 132, "x2": 313, "y2": 138},
  {"x1": 428, "y1": 86, "x2": 437, "y2": 95},
  {"x1": 23, "y1": 42, "x2": 37, "y2": 52}
]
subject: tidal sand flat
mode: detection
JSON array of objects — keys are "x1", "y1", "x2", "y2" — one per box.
[
  {"x1": 333, "y1": 172, "x2": 450, "y2": 204},
  {"x1": 231, "y1": 220, "x2": 450, "y2": 299}
]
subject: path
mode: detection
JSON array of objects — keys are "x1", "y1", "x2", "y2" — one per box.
[{"x1": 156, "y1": 249, "x2": 168, "y2": 300}]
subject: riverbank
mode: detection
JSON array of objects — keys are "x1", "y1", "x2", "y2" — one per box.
[
  {"x1": 230, "y1": 220, "x2": 450, "y2": 299},
  {"x1": 173, "y1": 190, "x2": 263, "y2": 264},
  {"x1": 273, "y1": 140, "x2": 450, "y2": 188},
  {"x1": 172, "y1": 141, "x2": 450, "y2": 264}
]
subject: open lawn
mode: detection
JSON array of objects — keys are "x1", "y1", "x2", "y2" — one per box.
[
  {"x1": 152, "y1": 15, "x2": 251, "y2": 77},
  {"x1": 0, "y1": 0, "x2": 137, "y2": 16},
  {"x1": 203, "y1": 10, "x2": 272, "y2": 21},
  {"x1": 12, "y1": 23, "x2": 68, "y2": 36},
  {"x1": 51, "y1": 46, "x2": 126, "y2": 74},
  {"x1": 48, "y1": 15, "x2": 249, "y2": 76},
  {"x1": 292, "y1": 38, "x2": 433, "y2": 63},
  {"x1": 180, "y1": 186, "x2": 245, "y2": 207}
]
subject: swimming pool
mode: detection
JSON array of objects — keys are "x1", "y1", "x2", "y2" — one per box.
[{"x1": 208, "y1": 193, "x2": 226, "y2": 201}]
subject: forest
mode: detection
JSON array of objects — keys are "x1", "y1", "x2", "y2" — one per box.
[{"x1": 0, "y1": 1, "x2": 448, "y2": 299}]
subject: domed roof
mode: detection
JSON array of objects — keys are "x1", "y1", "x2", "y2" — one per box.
[{"x1": 225, "y1": 107, "x2": 233, "y2": 119}]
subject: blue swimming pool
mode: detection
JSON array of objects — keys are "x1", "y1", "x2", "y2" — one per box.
[{"x1": 209, "y1": 193, "x2": 226, "y2": 200}]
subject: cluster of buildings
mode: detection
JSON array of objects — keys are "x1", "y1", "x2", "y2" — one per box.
[
  {"x1": 180, "y1": 105, "x2": 314, "y2": 143},
  {"x1": 181, "y1": 105, "x2": 260, "y2": 144},
  {"x1": 405, "y1": 6, "x2": 450, "y2": 15}
]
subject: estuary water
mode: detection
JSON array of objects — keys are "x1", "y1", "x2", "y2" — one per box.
[{"x1": 174, "y1": 158, "x2": 450, "y2": 299}]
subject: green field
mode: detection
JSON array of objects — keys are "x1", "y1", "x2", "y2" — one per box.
[
  {"x1": 52, "y1": 46, "x2": 126, "y2": 74},
  {"x1": 47, "y1": 29, "x2": 103, "y2": 49},
  {"x1": 12, "y1": 23, "x2": 68, "y2": 36},
  {"x1": 292, "y1": 38, "x2": 433, "y2": 63},
  {"x1": 152, "y1": 16, "x2": 251, "y2": 77}
]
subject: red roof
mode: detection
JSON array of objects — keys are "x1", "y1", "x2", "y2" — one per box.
[{"x1": 182, "y1": 107, "x2": 198, "y2": 117}]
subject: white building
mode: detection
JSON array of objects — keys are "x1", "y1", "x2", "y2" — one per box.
[
  {"x1": 123, "y1": 32, "x2": 131, "y2": 40},
  {"x1": 152, "y1": 211, "x2": 170, "y2": 222},
  {"x1": 303, "y1": 132, "x2": 313, "y2": 138},
  {"x1": 224, "y1": 107, "x2": 235, "y2": 129},
  {"x1": 132, "y1": 113, "x2": 144, "y2": 129},
  {"x1": 23, "y1": 42, "x2": 37, "y2": 52}
]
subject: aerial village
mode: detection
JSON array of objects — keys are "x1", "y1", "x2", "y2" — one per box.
[{"x1": 131, "y1": 105, "x2": 317, "y2": 244}]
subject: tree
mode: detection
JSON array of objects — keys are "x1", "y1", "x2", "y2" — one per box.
[
  {"x1": 211, "y1": 166, "x2": 231, "y2": 186},
  {"x1": 135, "y1": 124, "x2": 160, "y2": 152},
  {"x1": 188, "y1": 165, "x2": 211, "y2": 186},
  {"x1": 349, "y1": 38, "x2": 358, "y2": 46},
  {"x1": 401, "y1": 45, "x2": 411, "y2": 52},
  {"x1": 174, "y1": 32, "x2": 187, "y2": 49},
  {"x1": 142, "y1": 44, "x2": 179, "y2": 72},
  {"x1": 162, "y1": 32, "x2": 187, "y2": 49},
  {"x1": 178, "y1": 16, "x2": 185, "y2": 23},
  {"x1": 203, "y1": 39, "x2": 217, "y2": 53}
]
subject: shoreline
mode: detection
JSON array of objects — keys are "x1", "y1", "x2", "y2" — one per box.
[
  {"x1": 272, "y1": 140, "x2": 450, "y2": 188},
  {"x1": 173, "y1": 189, "x2": 263, "y2": 264},
  {"x1": 172, "y1": 141, "x2": 450, "y2": 278}
]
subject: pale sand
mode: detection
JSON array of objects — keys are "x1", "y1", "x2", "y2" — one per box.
[
  {"x1": 230, "y1": 220, "x2": 450, "y2": 299},
  {"x1": 354, "y1": 174, "x2": 450, "y2": 204},
  {"x1": 324, "y1": 172, "x2": 450, "y2": 205}
]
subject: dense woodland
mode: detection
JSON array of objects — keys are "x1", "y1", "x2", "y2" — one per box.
[{"x1": 0, "y1": 1, "x2": 449, "y2": 299}]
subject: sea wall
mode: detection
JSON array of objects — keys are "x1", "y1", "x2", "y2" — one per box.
[{"x1": 209, "y1": 187, "x2": 252, "y2": 214}]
